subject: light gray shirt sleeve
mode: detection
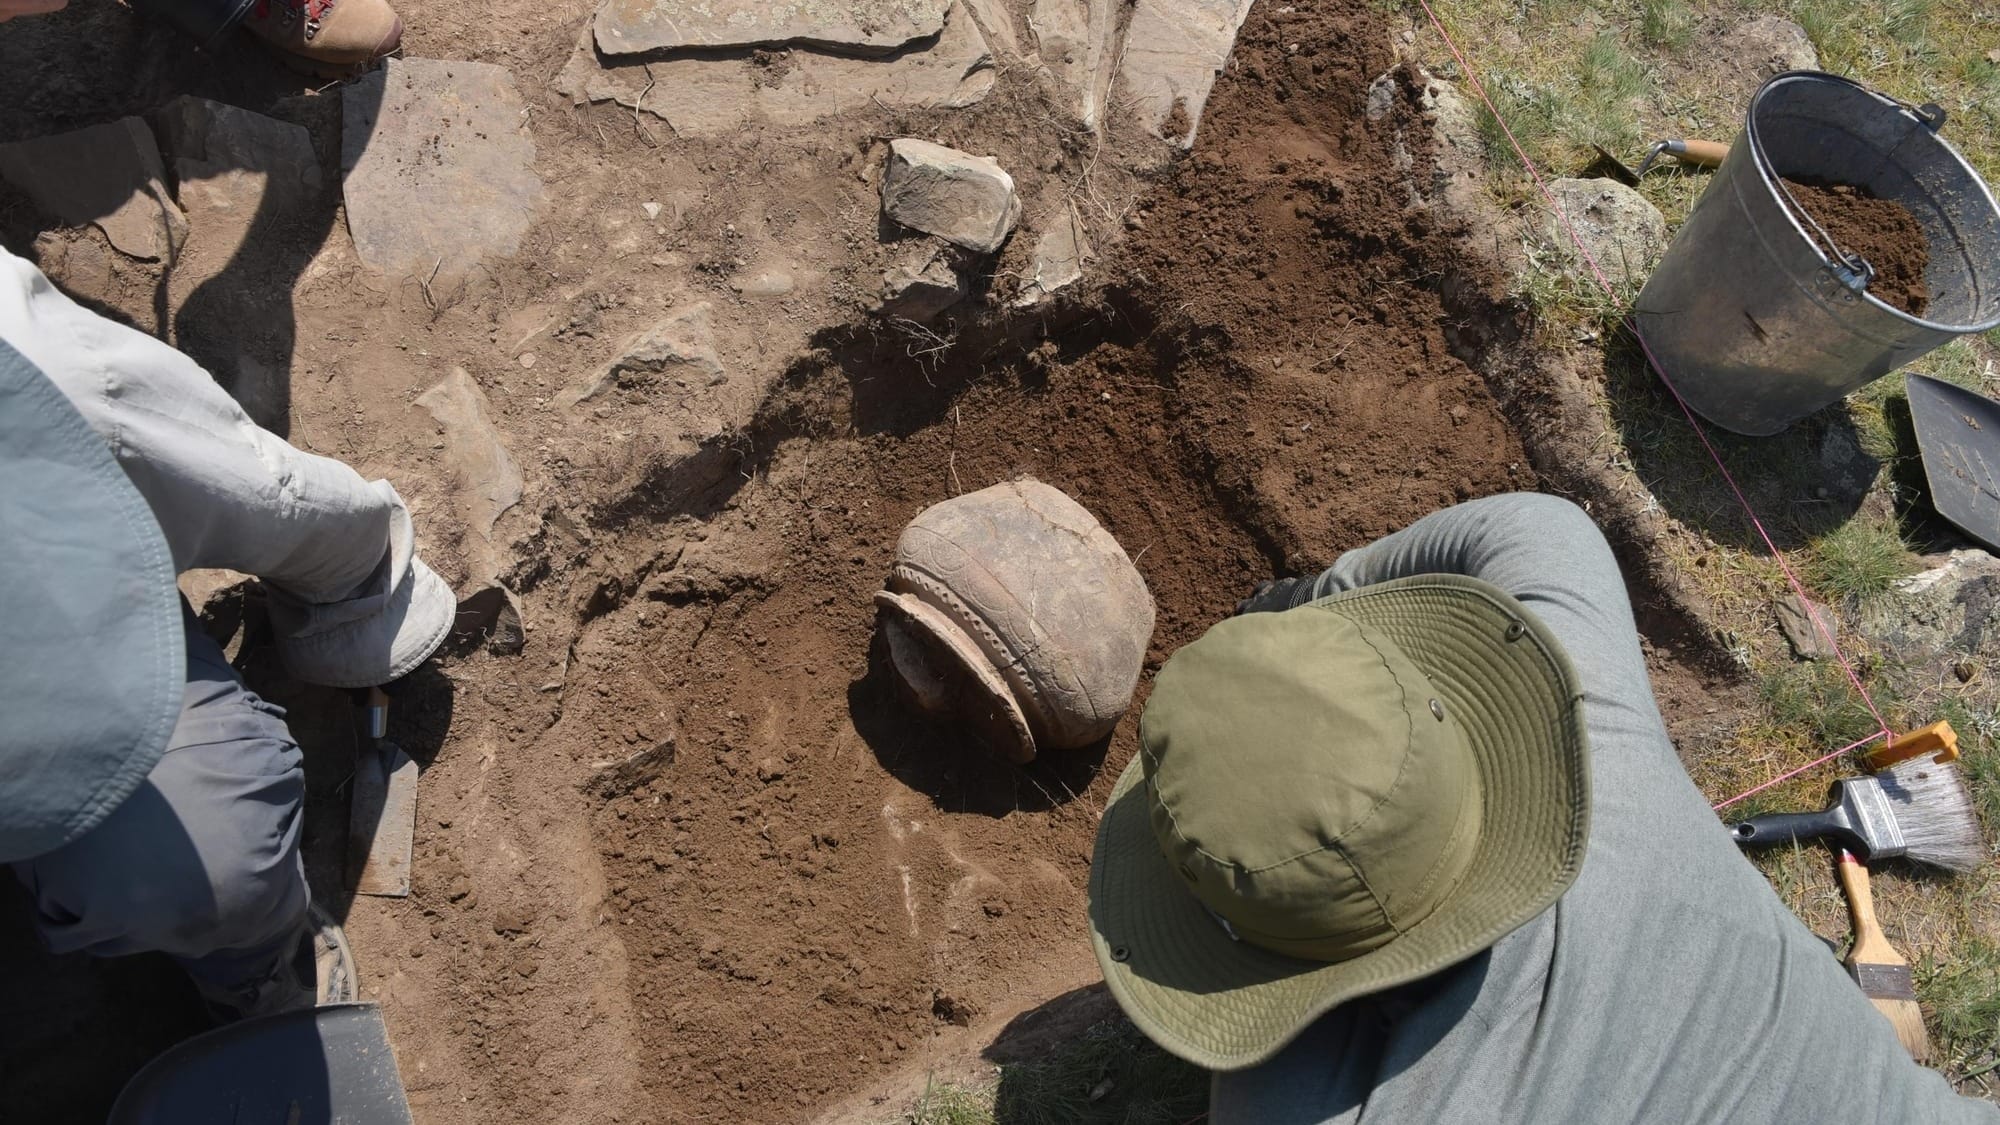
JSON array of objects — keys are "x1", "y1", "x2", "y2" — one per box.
[{"x1": 1212, "y1": 494, "x2": 1997, "y2": 1125}]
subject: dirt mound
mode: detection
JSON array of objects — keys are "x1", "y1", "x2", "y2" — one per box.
[{"x1": 1782, "y1": 178, "x2": 1932, "y2": 316}]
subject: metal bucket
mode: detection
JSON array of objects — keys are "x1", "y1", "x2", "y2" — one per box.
[{"x1": 1633, "y1": 71, "x2": 2000, "y2": 436}]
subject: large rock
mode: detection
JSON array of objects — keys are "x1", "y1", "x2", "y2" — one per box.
[
  {"x1": 557, "y1": 4, "x2": 994, "y2": 136},
  {"x1": 151, "y1": 96, "x2": 322, "y2": 261},
  {"x1": 879, "y1": 250, "x2": 967, "y2": 321},
  {"x1": 0, "y1": 118, "x2": 186, "y2": 261},
  {"x1": 881, "y1": 139, "x2": 1020, "y2": 253},
  {"x1": 1115, "y1": 0, "x2": 1254, "y2": 148},
  {"x1": 342, "y1": 59, "x2": 543, "y2": 281},
  {"x1": 1544, "y1": 178, "x2": 1666, "y2": 285},
  {"x1": 1855, "y1": 550, "x2": 2000, "y2": 704},
  {"x1": 594, "y1": 0, "x2": 950, "y2": 56}
]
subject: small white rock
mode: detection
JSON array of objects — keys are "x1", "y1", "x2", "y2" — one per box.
[
  {"x1": 642, "y1": 201, "x2": 663, "y2": 221},
  {"x1": 519, "y1": 352, "x2": 537, "y2": 369}
]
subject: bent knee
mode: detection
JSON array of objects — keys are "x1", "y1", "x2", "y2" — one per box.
[
  {"x1": 1474, "y1": 492, "x2": 1615, "y2": 560},
  {"x1": 19, "y1": 730, "x2": 307, "y2": 960}
]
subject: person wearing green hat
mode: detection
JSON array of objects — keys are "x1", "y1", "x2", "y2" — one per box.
[
  {"x1": 0, "y1": 245, "x2": 454, "y2": 1018},
  {"x1": 1090, "y1": 493, "x2": 1997, "y2": 1122}
]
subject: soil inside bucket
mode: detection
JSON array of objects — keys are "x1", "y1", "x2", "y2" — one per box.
[{"x1": 1780, "y1": 178, "x2": 1932, "y2": 316}]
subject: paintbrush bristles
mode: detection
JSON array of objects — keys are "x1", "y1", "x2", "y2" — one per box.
[
  {"x1": 1867, "y1": 992, "x2": 1932, "y2": 1063},
  {"x1": 1878, "y1": 757, "x2": 1988, "y2": 873}
]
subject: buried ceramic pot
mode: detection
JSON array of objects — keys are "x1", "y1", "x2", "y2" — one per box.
[{"x1": 873, "y1": 479, "x2": 1156, "y2": 763}]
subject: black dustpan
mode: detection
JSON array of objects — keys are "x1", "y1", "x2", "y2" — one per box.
[
  {"x1": 1906, "y1": 373, "x2": 2000, "y2": 552},
  {"x1": 107, "y1": 1003, "x2": 412, "y2": 1125}
]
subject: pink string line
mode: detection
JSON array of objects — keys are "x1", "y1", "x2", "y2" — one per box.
[
  {"x1": 1709, "y1": 733, "x2": 1882, "y2": 812},
  {"x1": 1410, "y1": 0, "x2": 1896, "y2": 802}
]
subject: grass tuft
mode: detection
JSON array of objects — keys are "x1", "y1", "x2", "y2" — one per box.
[
  {"x1": 1639, "y1": 0, "x2": 1694, "y2": 51},
  {"x1": 906, "y1": 1079, "x2": 997, "y2": 1125},
  {"x1": 1919, "y1": 936, "x2": 2000, "y2": 1071},
  {"x1": 1801, "y1": 520, "x2": 1917, "y2": 603},
  {"x1": 1760, "y1": 661, "x2": 1887, "y2": 752}
]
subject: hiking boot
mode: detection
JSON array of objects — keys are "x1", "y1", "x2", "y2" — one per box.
[{"x1": 243, "y1": 0, "x2": 403, "y2": 77}]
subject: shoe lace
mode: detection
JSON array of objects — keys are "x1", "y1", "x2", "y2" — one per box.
[{"x1": 251, "y1": 0, "x2": 336, "y2": 38}]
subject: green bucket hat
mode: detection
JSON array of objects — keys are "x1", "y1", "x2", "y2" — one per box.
[{"x1": 1088, "y1": 574, "x2": 1589, "y2": 1071}]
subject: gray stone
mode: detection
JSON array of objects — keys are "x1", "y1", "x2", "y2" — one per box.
[
  {"x1": 151, "y1": 97, "x2": 322, "y2": 262},
  {"x1": 417, "y1": 367, "x2": 524, "y2": 541},
  {"x1": 1774, "y1": 593, "x2": 1838, "y2": 661},
  {"x1": 1854, "y1": 550, "x2": 2000, "y2": 705},
  {"x1": 1032, "y1": 0, "x2": 1119, "y2": 128},
  {"x1": 960, "y1": 0, "x2": 1021, "y2": 57},
  {"x1": 1544, "y1": 178, "x2": 1666, "y2": 284},
  {"x1": 1818, "y1": 428, "x2": 1878, "y2": 499},
  {"x1": 1115, "y1": 0, "x2": 1255, "y2": 148},
  {"x1": 730, "y1": 268, "x2": 796, "y2": 298},
  {"x1": 881, "y1": 139, "x2": 1020, "y2": 253},
  {"x1": 341, "y1": 59, "x2": 543, "y2": 281},
  {"x1": 880, "y1": 251, "x2": 967, "y2": 320},
  {"x1": 0, "y1": 118, "x2": 186, "y2": 261},
  {"x1": 1015, "y1": 204, "x2": 1090, "y2": 306},
  {"x1": 560, "y1": 302, "x2": 725, "y2": 408},
  {"x1": 556, "y1": 5, "x2": 993, "y2": 136},
  {"x1": 593, "y1": 0, "x2": 951, "y2": 56}
]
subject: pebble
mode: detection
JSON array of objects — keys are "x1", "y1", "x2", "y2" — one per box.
[
  {"x1": 642, "y1": 201, "x2": 663, "y2": 221},
  {"x1": 519, "y1": 352, "x2": 537, "y2": 368}
]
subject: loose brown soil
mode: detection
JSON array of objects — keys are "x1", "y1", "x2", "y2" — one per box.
[{"x1": 1782, "y1": 178, "x2": 1932, "y2": 316}]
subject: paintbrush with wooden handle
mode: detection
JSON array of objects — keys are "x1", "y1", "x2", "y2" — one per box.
[{"x1": 1837, "y1": 849, "x2": 1930, "y2": 1061}]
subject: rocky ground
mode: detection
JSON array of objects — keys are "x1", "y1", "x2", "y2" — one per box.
[{"x1": 2, "y1": 0, "x2": 1995, "y2": 1121}]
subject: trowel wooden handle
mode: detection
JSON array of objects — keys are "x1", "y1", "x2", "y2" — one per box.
[
  {"x1": 1670, "y1": 138, "x2": 1730, "y2": 167},
  {"x1": 1837, "y1": 850, "x2": 1902, "y2": 968}
]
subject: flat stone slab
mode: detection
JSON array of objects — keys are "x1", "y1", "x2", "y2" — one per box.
[
  {"x1": 342, "y1": 58, "x2": 543, "y2": 281},
  {"x1": 152, "y1": 96, "x2": 322, "y2": 253},
  {"x1": 557, "y1": 3, "x2": 992, "y2": 136},
  {"x1": 1031, "y1": 0, "x2": 1118, "y2": 128},
  {"x1": 594, "y1": 0, "x2": 951, "y2": 56},
  {"x1": 1116, "y1": 0, "x2": 1254, "y2": 147},
  {"x1": 1015, "y1": 203, "x2": 1089, "y2": 306},
  {"x1": 1773, "y1": 593, "x2": 1837, "y2": 662},
  {"x1": 881, "y1": 138, "x2": 1020, "y2": 253},
  {"x1": 0, "y1": 118, "x2": 186, "y2": 261},
  {"x1": 418, "y1": 367, "x2": 523, "y2": 538}
]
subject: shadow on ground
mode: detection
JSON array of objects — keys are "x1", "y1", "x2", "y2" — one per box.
[
  {"x1": 848, "y1": 632, "x2": 1108, "y2": 818},
  {"x1": 1604, "y1": 330, "x2": 1880, "y2": 553}
]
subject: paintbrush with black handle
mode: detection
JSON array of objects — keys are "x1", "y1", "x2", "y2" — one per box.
[{"x1": 1727, "y1": 765, "x2": 1985, "y2": 873}]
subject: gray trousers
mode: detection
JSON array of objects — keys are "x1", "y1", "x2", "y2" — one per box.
[
  {"x1": 10, "y1": 606, "x2": 308, "y2": 991},
  {"x1": 0, "y1": 247, "x2": 433, "y2": 990}
]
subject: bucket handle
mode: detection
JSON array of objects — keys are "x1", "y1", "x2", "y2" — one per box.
[{"x1": 1775, "y1": 175, "x2": 1875, "y2": 297}]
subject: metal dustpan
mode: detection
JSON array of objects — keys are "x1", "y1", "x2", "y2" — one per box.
[{"x1": 1906, "y1": 373, "x2": 2000, "y2": 551}]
